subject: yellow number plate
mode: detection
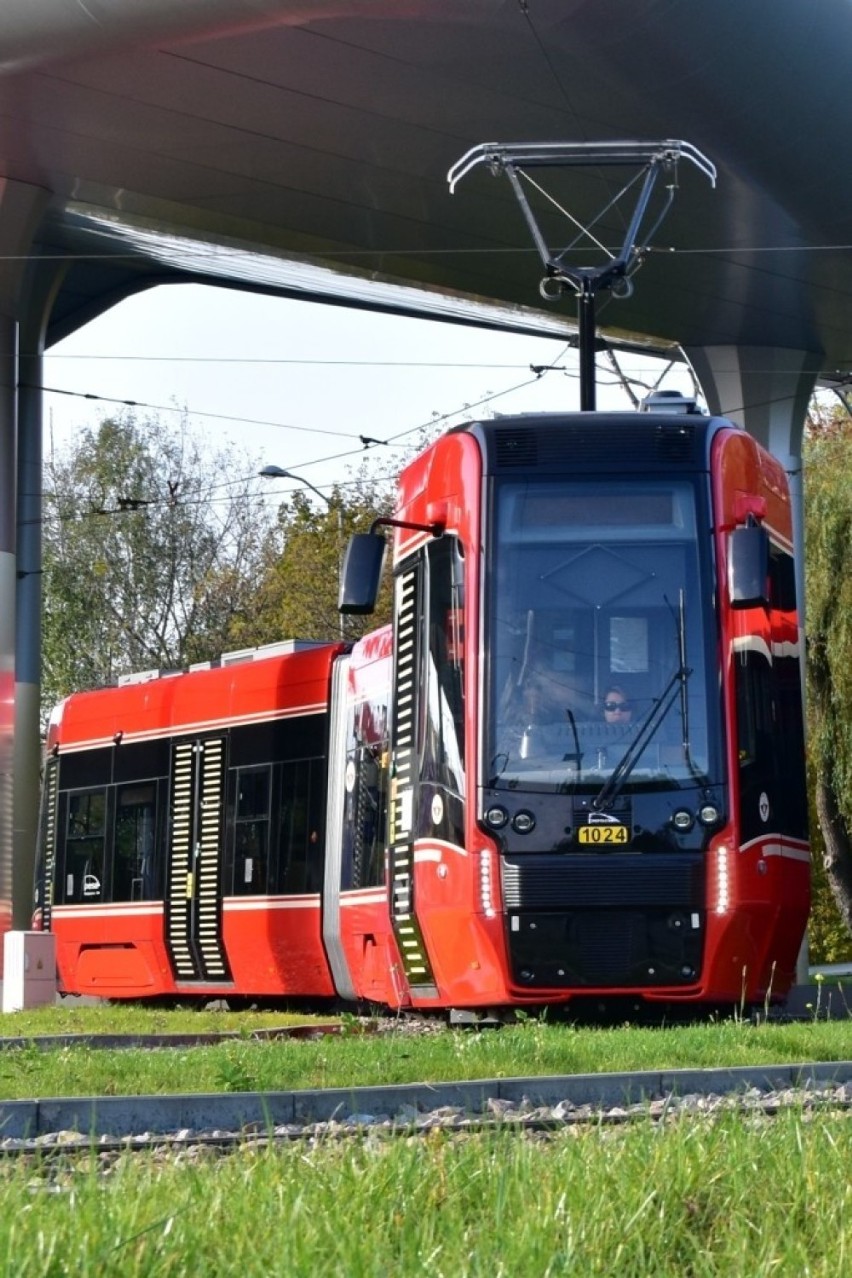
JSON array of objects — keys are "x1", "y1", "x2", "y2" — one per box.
[{"x1": 578, "y1": 824, "x2": 629, "y2": 845}]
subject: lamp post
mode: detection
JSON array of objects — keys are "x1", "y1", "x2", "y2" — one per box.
[{"x1": 259, "y1": 465, "x2": 344, "y2": 640}]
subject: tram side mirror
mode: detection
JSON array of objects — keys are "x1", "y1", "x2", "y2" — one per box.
[
  {"x1": 728, "y1": 522, "x2": 769, "y2": 608},
  {"x1": 338, "y1": 533, "x2": 386, "y2": 615}
]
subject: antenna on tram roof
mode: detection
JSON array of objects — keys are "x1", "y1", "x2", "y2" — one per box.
[{"x1": 447, "y1": 139, "x2": 716, "y2": 412}]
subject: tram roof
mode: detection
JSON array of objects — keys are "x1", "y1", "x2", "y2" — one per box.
[{"x1": 48, "y1": 640, "x2": 341, "y2": 752}]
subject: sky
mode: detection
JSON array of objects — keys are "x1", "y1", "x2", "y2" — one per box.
[{"x1": 42, "y1": 282, "x2": 694, "y2": 506}]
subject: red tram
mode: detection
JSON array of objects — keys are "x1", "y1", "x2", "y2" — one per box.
[{"x1": 34, "y1": 405, "x2": 810, "y2": 1012}]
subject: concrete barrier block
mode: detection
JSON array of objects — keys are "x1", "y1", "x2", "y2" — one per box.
[{"x1": 2, "y1": 931, "x2": 56, "y2": 1013}]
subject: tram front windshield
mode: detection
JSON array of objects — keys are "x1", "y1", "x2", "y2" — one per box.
[{"x1": 486, "y1": 478, "x2": 719, "y2": 795}]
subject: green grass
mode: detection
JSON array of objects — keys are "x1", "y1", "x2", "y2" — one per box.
[
  {"x1": 1, "y1": 1108, "x2": 850, "y2": 1275},
  {"x1": 2, "y1": 1005, "x2": 850, "y2": 1274},
  {"x1": 0, "y1": 1008, "x2": 850, "y2": 1101},
  {"x1": 0, "y1": 1002, "x2": 332, "y2": 1038}
]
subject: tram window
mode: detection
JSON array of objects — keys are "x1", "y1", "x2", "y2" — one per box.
[
  {"x1": 358, "y1": 743, "x2": 388, "y2": 888},
  {"x1": 277, "y1": 759, "x2": 324, "y2": 894},
  {"x1": 735, "y1": 645, "x2": 774, "y2": 768},
  {"x1": 233, "y1": 766, "x2": 271, "y2": 894},
  {"x1": 422, "y1": 536, "x2": 466, "y2": 799},
  {"x1": 58, "y1": 750, "x2": 111, "y2": 791},
  {"x1": 609, "y1": 616, "x2": 649, "y2": 674},
  {"x1": 767, "y1": 544, "x2": 808, "y2": 837},
  {"x1": 342, "y1": 695, "x2": 389, "y2": 891},
  {"x1": 490, "y1": 478, "x2": 717, "y2": 787},
  {"x1": 552, "y1": 627, "x2": 577, "y2": 674},
  {"x1": 768, "y1": 546, "x2": 797, "y2": 612},
  {"x1": 113, "y1": 784, "x2": 157, "y2": 901},
  {"x1": 63, "y1": 789, "x2": 107, "y2": 903}
]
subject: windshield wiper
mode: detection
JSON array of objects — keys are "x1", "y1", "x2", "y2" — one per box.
[
  {"x1": 593, "y1": 590, "x2": 695, "y2": 811},
  {"x1": 592, "y1": 664, "x2": 689, "y2": 810},
  {"x1": 674, "y1": 589, "x2": 706, "y2": 785},
  {"x1": 563, "y1": 708, "x2": 583, "y2": 771}
]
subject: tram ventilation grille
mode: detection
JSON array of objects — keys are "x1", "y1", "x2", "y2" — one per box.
[
  {"x1": 493, "y1": 421, "x2": 700, "y2": 470},
  {"x1": 502, "y1": 853, "x2": 704, "y2": 911},
  {"x1": 654, "y1": 424, "x2": 696, "y2": 464},
  {"x1": 495, "y1": 429, "x2": 538, "y2": 468}
]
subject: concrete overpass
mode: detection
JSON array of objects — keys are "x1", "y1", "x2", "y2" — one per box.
[{"x1": 2, "y1": 0, "x2": 852, "y2": 929}]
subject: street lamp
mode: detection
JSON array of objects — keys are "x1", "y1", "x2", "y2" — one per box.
[
  {"x1": 259, "y1": 465, "x2": 344, "y2": 640},
  {"x1": 258, "y1": 465, "x2": 331, "y2": 507}
]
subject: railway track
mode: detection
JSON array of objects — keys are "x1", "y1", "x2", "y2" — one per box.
[
  {"x1": 3, "y1": 1086, "x2": 852, "y2": 1166},
  {"x1": 2, "y1": 1059, "x2": 851, "y2": 1160}
]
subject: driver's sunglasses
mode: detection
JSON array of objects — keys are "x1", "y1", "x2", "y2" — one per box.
[{"x1": 603, "y1": 700, "x2": 630, "y2": 712}]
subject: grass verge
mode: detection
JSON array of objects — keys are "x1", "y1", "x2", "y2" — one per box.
[
  {"x1": 0, "y1": 1009, "x2": 850, "y2": 1101},
  {"x1": 1, "y1": 1107, "x2": 850, "y2": 1275}
]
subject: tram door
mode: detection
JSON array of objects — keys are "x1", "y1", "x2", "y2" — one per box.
[
  {"x1": 323, "y1": 654, "x2": 393, "y2": 1001},
  {"x1": 322, "y1": 658, "x2": 355, "y2": 998},
  {"x1": 165, "y1": 736, "x2": 231, "y2": 984}
]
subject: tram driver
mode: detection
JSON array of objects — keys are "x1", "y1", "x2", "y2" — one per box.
[
  {"x1": 499, "y1": 652, "x2": 593, "y2": 769},
  {"x1": 601, "y1": 684, "x2": 633, "y2": 725}
]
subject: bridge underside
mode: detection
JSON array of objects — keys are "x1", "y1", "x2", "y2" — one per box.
[{"x1": 2, "y1": 0, "x2": 850, "y2": 933}]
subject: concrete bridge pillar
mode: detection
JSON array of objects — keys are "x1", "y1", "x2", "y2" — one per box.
[
  {"x1": 0, "y1": 309, "x2": 15, "y2": 949},
  {"x1": 15, "y1": 264, "x2": 65, "y2": 931},
  {"x1": 0, "y1": 179, "x2": 51, "y2": 950}
]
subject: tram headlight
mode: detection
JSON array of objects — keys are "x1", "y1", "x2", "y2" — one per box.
[
  {"x1": 484, "y1": 805, "x2": 509, "y2": 830},
  {"x1": 697, "y1": 804, "x2": 721, "y2": 826},
  {"x1": 672, "y1": 809, "x2": 694, "y2": 832}
]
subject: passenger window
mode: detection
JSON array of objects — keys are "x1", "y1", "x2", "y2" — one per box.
[
  {"x1": 64, "y1": 789, "x2": 107, "y2": 903},
  {"x1": 114, "y1": 784, "x2": 157, "y2": 901},
  {"x1": 277, "y1": 760, "x2": 324, "y2": 894},
  {"x1": 234, "y1": 767, "x2": 271, "y2": 894},
  {"x1": 342, "y1": 696, "x2": 389, "y2": 890}
]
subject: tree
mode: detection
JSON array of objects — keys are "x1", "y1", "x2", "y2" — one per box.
[
  {"x1": 230, "y1": 458, "x2": 396, "y2": 651},
  {"x1": 803, "y1": 400, "x2": 852, "y2": 951},
  {"x1": 42, "y1": 412, "x2": 273, "y2": 709}
]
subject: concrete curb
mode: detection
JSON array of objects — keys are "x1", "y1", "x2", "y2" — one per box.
[{"x1": 1, "y1": 1059, "x2": 851, "y2": 1142}]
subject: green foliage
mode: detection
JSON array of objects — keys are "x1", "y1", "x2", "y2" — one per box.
[
  {"x1": 807, "y1": 792, "x2": 852, "y2": 961},
  {"x1": 805, "y1": 412, "x2": 852, "y2": 802},
  {"x1": 42, "y1": 412, "x2": 273, "y2": 707},
  {"x1": 807, "y1": 758, "x2": 852, "y2": 962},
  {"x1": 235, "y1": 457, "x2": 396, "y2": 650},
  {"x1": 213, "y1": 1041, "x2": 263, "y2": 1092},
  {"x1": 803, "y1": 402, "x2": 852, "y2": 948},
  {"x1": 41, "y1": 416, "x2": 400, "y2": 718}
]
